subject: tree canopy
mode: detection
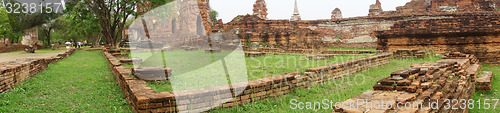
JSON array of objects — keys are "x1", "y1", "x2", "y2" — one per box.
[{"x1": 0, "y1": 6, "x2": 13, "y2": 38}]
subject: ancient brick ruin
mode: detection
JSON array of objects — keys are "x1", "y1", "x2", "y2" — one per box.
[
  {"x1": 112, "y1": 0, "x2": 500, "y2": 112},
  {"x1": 331, "y1": 8, "x2": 342, "y2": 20},
  {"x1": 102, "y1": 48, "x2": 392, "y2": 112},
  {"x1": 253, "y1": 0, "x2": 268, "y2": 20},
  {"x1": 376, "y1": 12, "x2": 500, "y2": 64},
  {"x1": 130, "y1": 0, "x2": 213, "y2": 45},
  {"x1": 334, "y1": 52, "x2": 482, "y2": 113},
  {"x1": 0, "y1": 49, "x2": 75, "y2": 93},
  {"x1": 21, "y1": 28, "x2": 40, "y2": 46},
  {"x1": 395, "y1": 0, "x2": 497, "y2": 14},
  {"x1": 0, "y1": 38, "x2": 10, "y2": 47},
  {"x1": 0, "y1": 28, "x2": 42, "y2": 53},
  {"x1": 368, "y1": 0, "x2": 383, "y2": 16},
  {"x1": 129, "y1": 0, "x2": 500, "y2": 65},
  {"x1": 476, "y1": 71, "x2": 493, "y2": 91}
]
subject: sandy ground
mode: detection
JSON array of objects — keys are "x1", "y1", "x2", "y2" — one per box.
[{"x1": 0, "y1": 50, "x2": 68, "y2": 64}]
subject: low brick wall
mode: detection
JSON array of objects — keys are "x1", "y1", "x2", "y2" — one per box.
[
  {"x1": 254, "y1": 47, "x2": 381, "y2": 55},
  {"x1": 0, "y1": 44, "x2": 28, "y2": 53},
  {"x1": 324, "y1": 42, "x2": 377, "y2": 48},
  {"x1": 334, "y1": 52, "x2": 482, "y2": 113},
  {"x1": 393, "y1": 49, "x2": 425, "y2": 59},
  {"x1": 0, "y1": 49, "x2": 76, "y2": 93},
  {"x1": 476, "y1": 71, "x2": 493, "y2": 91},
  {"x1": 321, "y1": 50, "x2": 382, "y2": 55},
  {"x1": 102, "y1": 49, "x2": 393, "y2": 112}
]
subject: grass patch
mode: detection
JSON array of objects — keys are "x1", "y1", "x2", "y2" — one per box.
[
  {"x1": 471, "y1": 64, "x2": 500, "y2": 113},
  {"x1": 126, "y1": 50, "x2": 372, "y2": 92},
  {"x1": 0, "y1": 51, "x2": 131, "y2": 112},
  {"x1": 245, "y1": 54, "x2": 371, "y2": 80},
  {"x1": 327, "y1": 47, "x2": 376, "y2": 51},
  {"x1": 210, "y1": 57, "x2": 440, "y2": 112}
]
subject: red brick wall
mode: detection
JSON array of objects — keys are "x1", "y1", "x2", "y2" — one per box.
[
  {"x1": 377, "y1": 13, "x2": 500, "y2": 64},
  {"x1": 0, "y1": 44, "x2": 28, "y2": 53}
]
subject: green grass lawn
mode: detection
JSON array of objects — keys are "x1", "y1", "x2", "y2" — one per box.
[
  {"x1": 0, "y1": 51, "x2": 131, "y2": 112},
  {"x1": 327, "y1": 47, "x2": 376, "y2": 51},
  {"x1": 245, "y1": 54, "x2": 371, "y2": 80},
  {"x1": 134, "y1": 50, "x2": 373, "y2": 92},
  {"x1": 471, "y1": 64, "x2": 500, "y2": 113},
  {"x1": 210, "y1": 57, "x2": 441, "y2": 112}
]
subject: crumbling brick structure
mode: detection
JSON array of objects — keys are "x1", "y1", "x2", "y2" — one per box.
[
  {"x1": 476, "y1": 71, "x2": 493, "y2": 91},
  {"x1": 369, "y1": 0, "x2": 383, "y2": 16},
  {"x1": 334, "y1": 52, "x2": 482, "y2": 113},
  {"x1": 253, "y1": 0, "x2": 268, "y2": 20},
  {"x1": 223, "y1": 15, "x2": 324, "y2": 50},
  {"x1": 0, "y1": 49, "x2": 75, "y2": 93},
  {"x1": 331, "y1": 8, "x2": 342, "y2": 20},
  {"x1": 21, "y1": 28, "x2": 40, "y2": 46},
  {"x1": 376, "y1": 12, "x2": 500, "y2": 64},
  {"x1": 102, "y1": 48, "x2": 393, "y2": 112},
  {"x1": 394, "y1": 0, "x2": 497, "y2": 14},
  {"x1": 0, "y1": 44, "x2": 28, "y2": 53},
  {"x1": 0, "y1": 38, "x2": 10, "y2": 47}
]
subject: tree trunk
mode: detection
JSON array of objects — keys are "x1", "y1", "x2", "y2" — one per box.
[{"x1": 46, "y1": 31, "x2": 51, "y2": 47}]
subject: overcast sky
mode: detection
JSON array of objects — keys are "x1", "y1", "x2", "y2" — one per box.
[{"x1": 211, "y1": 0, "x2": 412, "y2": 23}]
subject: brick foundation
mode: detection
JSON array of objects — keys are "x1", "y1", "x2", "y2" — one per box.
[
  {"x1": 0, "y1": 49, "x2": 76, "y2": 93},
  {"x1": 333, "y1": 52, "x2": 482, "y2": 113},
  {"x1": 0, "y1": 44, "x2": 32, "y2": 53},
  {"x1": 103, "y1": 49, "x2": 392, "y2": 113},
  {"x1": 253, "y1": 47, "x2": 381, "y2": 55},
  {"x1": 377, "y1": 12, "x2": 500, "y2": 65}
]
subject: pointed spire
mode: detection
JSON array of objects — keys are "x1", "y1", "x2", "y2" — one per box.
[
  {"x1": 293, "y1": 0, "x2": 300, "y2": 15},
  {"x1": 290, "y1": 0, "x2": 301, "y2": 21}
]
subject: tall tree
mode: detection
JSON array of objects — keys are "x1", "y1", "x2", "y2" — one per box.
[
  {"x1": 3, "y1": 0, "x2": 63, "y2": 43},
  {"x1": 84, "y1": 0, "x2": 138, "y2": 46},
  {"x1": 64, "y1": 1, "x2": 102, "y2": 46},
  {"x1": 40, "y1": 17, "x2": 64, "y2": 46},
  {"x1": 0, "y1": 6, "x2": 13, "y2": 38}
]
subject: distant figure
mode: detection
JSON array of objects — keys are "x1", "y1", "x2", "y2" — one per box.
[
  {"x1": 83, "y1": 40, "x2": 87, "y2": 47},
  {"x1": 65, "y1": 41, "x2": 71, "y2": 49},
  {"x1": 77, "y1": 42, "x2": 82, "y2": 48},
  {"x1": 72, "y1": 42, "x2": 77, "y2": 48}
]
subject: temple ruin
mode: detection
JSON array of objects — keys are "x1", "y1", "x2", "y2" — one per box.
[
  {"x1": 253, "y1": 0, "x2": 268, "y2": 20},
  {"x1": 368, "y1": 0, "x2": 383, "y2": 16},
  {"x1": 128, "y1": 0, "x2": 500, "y2": 64},
  {"x1": 331, "y1": 8, "x2": 342, "y2": 20},
  {"x1": 108, "y1": 0, "x2": 500, "y2": 112}
]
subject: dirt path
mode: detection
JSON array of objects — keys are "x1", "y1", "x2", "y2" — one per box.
[{"x1": 0, "y1": 49, "x2": 68, "y2": 63}]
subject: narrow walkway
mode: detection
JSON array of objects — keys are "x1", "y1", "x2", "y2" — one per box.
[
  {"x1": 0, "y1": 51, "x2": 130, "y2": 112},
  {"x1": 0, "y1": 49, "x2": 67, "y2": 63}
]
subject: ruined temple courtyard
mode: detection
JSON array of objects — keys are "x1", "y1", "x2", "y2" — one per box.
[{"x1": 0, "y1": 0, "x2": 499, "y2": 113}]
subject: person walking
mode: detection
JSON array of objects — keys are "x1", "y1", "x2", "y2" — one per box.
[{"x1": 77, "y1": 42, "x2": 82, "y2": 48}]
